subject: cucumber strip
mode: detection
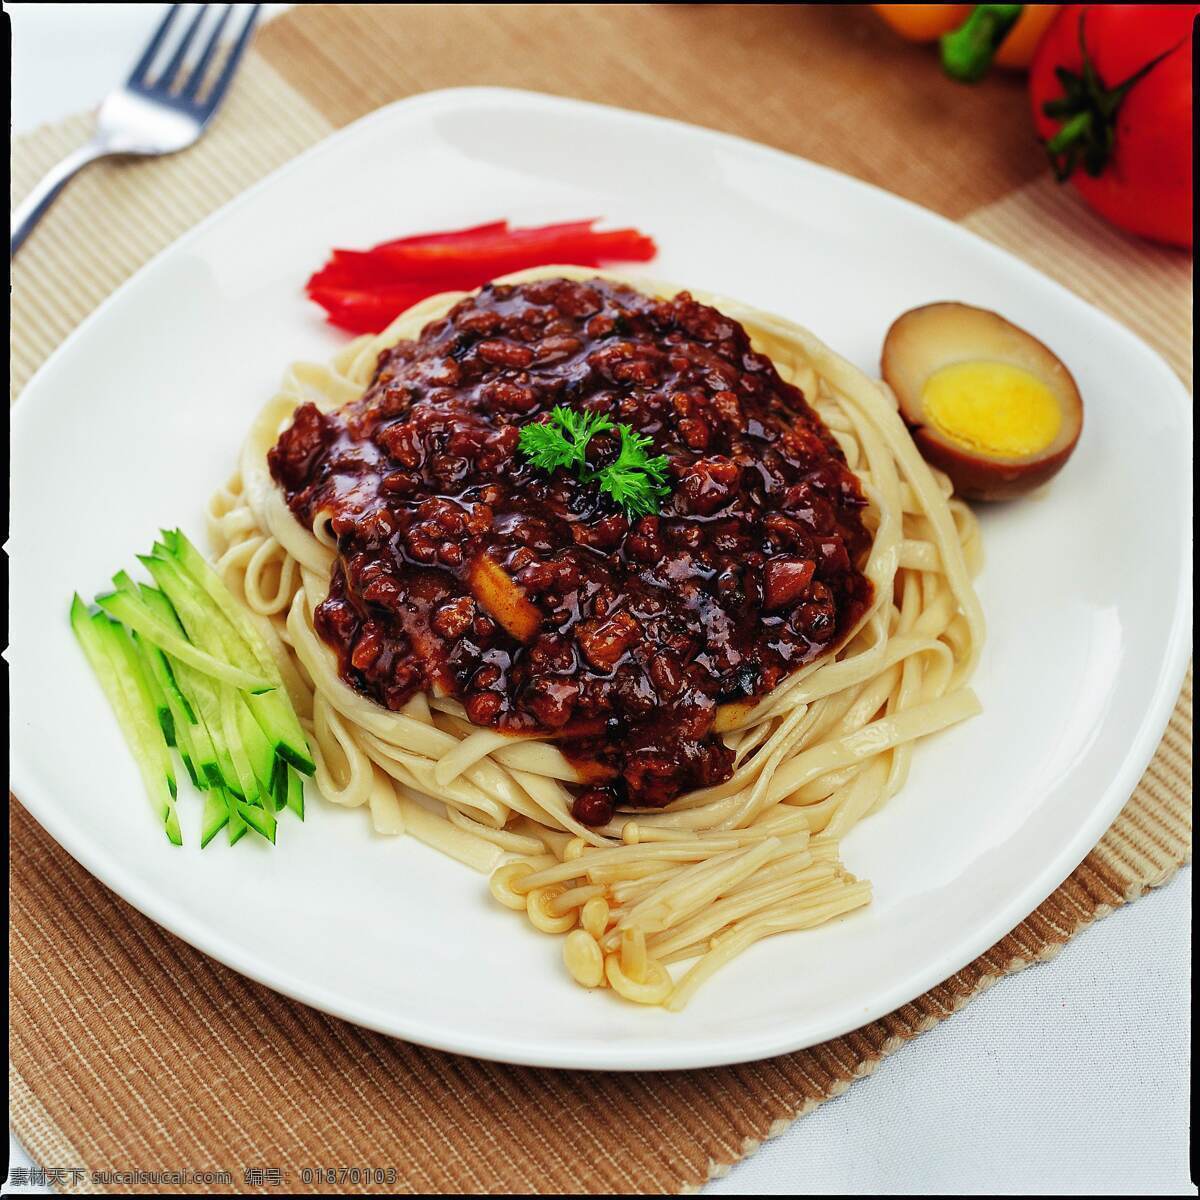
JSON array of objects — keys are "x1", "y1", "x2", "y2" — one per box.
[
  {"x1": 156, "y1": 667, "x2": 201, "y2": 789},
  {"x1": 132, "y1": 630, "x2": 175, "y2": 745},
  {"x1": 223, "y1": 787, "x2": 248, "y2": 845},
  {"x1": 219, "y1": 684, "x2": 276, "y2": 840},
  {"x1": 285, "y1": 766, "x2": 305, "y2": 820},
  {"x1": 104, "y1": 619, "x2": 177, "y2": 800},
  {"x1": 246, "y1": 692, "x2": 315, "y2": 775},
  {"x1": 135, "y1": 588, "x2": 198, "y2": 724},
  {"x1": 167, "y1": 654, "x2": 230, "y2": 791},
  {"x1": 174, "y1": 722, "x2": 201, "y2": 789},
  {"x1": 135, "y1": 631, "x2": 198, "y2": 785},
  {"x1": 160, "y1": 532, "x2": 314, "y2": 769},
  {"x1": 137, "y1": 585, "x2": 226, "y2": 789},
  {"x1": 237, "y1": 697, "x2": 277, "y2": 797},
  {"x1": 166, "y1": 529, "x2": 284, "y2": 682},
  {"x1": 109, "y1": 577, "x2": 254, "y2": 689},
  {"x1": 143, "y1": 642, "x2": 209, "y2": 788},
  {"x1": 270, "y1": 756, "x2": 288, "y2": 812},
  {"x1": 95, "y1": 589, "x2": 273, "y2": 693},
  {"x1": 219, "y1": 684, "x2": 260, "y2": 803},
  {"x1": 236, "y1": 799, "x2": 277, "y2": 843},
  {"x1": 146, "y1": 559, "x2": 260, "y2": 797},
  {"x1": 153, "y1": 547, "x2": 313, "y2": 768},
  {"x1": 120, "y1": 578, "x2": 199, "y2": 781},
  {"x1": 110, "y1": 569, "x2": 140, "y2": 598},
  {"x1": 140, "y1": 552, "x2": 245, "y2": 658},
  {"x1": 70, "y1": 597, "x2": 182, "y2": 845},
  {"x1": 139, "y1": 565, "x2": 262, "y2": 796},
  {"x1": 137, "y1": 581, "x2": 187, "y2": 640},
  {"x1": 200, "y1": 790, "x2": 228, "y2": 848},
  {"x1": 246, "y1": 693, "x2": 315, "y2": 775},
  {"x1": 145, "y1": 551, "x2": 314, "y2": 774}
]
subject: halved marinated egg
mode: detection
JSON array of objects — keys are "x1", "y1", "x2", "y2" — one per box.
[{"x1": 882, "y1": 302, "x2": 1083, "y2": 500}]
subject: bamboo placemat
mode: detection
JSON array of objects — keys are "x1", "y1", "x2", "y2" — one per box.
[{"x1": 9, "y1": 5, "x2": 1192, "y2": 1193}]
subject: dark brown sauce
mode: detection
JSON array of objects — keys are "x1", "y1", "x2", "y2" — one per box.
[{"x1": 269, "y1": 278, "x2": 872, "y2": 823}]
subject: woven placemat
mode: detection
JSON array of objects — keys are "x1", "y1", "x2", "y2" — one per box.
[{"x1": 9, "y1": 6, "x2": 1192, "y2": 1194}]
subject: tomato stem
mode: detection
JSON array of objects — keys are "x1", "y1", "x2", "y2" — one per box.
[{"x1": 1041, "y1": 8, "x2": 1189, "y2": 181}]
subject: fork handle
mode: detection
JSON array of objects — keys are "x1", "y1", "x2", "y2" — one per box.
[{"x1": 11, "y1": 140, "x2": 113, "y2": 257}]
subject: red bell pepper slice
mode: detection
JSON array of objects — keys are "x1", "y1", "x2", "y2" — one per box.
[
  {"x1": 305, "y1": 218, "x2": 658, "y2": 334},
  {"x1": 376, "y1": 219, "x2": 508, "y2": 249},
  {"x1": 369, "y1": 226, "x2": 656, "y2": 284},
  {"x1": 307, "y1": 285, "x2": 435, "y2": 334}
]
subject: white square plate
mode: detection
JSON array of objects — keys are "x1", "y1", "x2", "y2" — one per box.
[{"x1": 10, "y1": 88, "x2": 1191, "y2": 1069}]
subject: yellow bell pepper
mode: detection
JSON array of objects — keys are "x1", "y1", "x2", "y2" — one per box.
[
  {"x1": 871, "y1": 5, "x2": 972, "y2": 42},
  {"x1": 993, "y1": 5, "x2": 1060, "y2": 68}
]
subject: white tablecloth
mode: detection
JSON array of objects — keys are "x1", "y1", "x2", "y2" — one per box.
[{"x1": 6, "y1": 5, "x2": 1193, "y2": 1194}]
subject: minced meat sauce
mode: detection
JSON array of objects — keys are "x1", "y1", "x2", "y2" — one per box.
[{"x1": 269, "y1": 278, "x2": 872, "y2": 824}]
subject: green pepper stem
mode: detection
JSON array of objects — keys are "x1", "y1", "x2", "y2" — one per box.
[{"x1": 940, "y1": 4, "x2": 1024, "y2": 83}]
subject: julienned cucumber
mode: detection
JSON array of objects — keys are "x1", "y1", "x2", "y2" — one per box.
[
  {"x1": 96, "y1": 588, "x2": 274, "y2": 694},
  {"x1": 141, "y1": 546, "x2": 314, "y2": 774},
  {"x1": 103, "y1": 617, "x2": 177, "y2": 801},
  {"x1": 236, "y1": 795, "x2": 277, "y2": 843},
  {"x1": 285, "y1": 765, "x2": 305, "y2": 820},
  {"x1": 138, "y1": 578, "x2": 253, "y2": 820},
  {"x1": 237, "y1": 699, "x2": 278, "y2": 796},
  {"x1": 169, "y1": 533, "x2": 315, "y2": 774},
  {"x1": 70, "y1": 596, "x2": 182, "y2": 845},
  {"x1": 200, "y1": 789, "x2": 228, "y2": 848},
  {"x1": 140, "y1": 629, "x2": 209, "y2": 788},
  {"x1": 113, "y1": 573, "x2": 177, "y2": 746},
  {"x1": 71, "y1": 531, "x2": 315, "y2": 849},
  {"x1": 132, "y1": 629, "x2": 175, "y2": 746},
  {"x1": 223, "y1": 786, "x2": 248, "y2": 846},
  {"x1": 219, "y1": 683, "x2": 278, "y2": 843},
  {"x1": 141, "y1": 557, "x2": 280, "y2": 808},
  {"x1": 166, "y1": 530, "x2": 285, "y2": 681},
  {"x1": 138, "y1": 585, "x2": 222, "y2": 786}
]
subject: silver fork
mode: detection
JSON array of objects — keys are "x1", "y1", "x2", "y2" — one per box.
[{"x1": 10, "y1": 4, "x2": 261, "y2": 256}]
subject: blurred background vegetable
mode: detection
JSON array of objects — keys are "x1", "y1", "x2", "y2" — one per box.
[
  {"x1": 872, "y1": 4, "x2": 1061, "y2": 75},
  {"x1": 871, "y1": 3, "x2": 1192, "y2": 247},
  {"x1": 941, "y1": 5, "x2": 1062, "y2": 79},
  {"x1": 940, "y1": 6, "x2": 1025, "y2": 81},
  {"x1": 989, "y1": 4, "x2": 1060, "y2": 68},
  {"x1": 1031, "y1": 4, "x2": 1195, "y2": 247},
  {"x1": 871, "y1": 4, "x2": 971, "y2": 43}
]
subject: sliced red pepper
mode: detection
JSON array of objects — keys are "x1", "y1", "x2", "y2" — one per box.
[
  {"x1": 306, "y1": 217, "x2": 658, "y2": 334},
  {"x1": 307, "y1": 225, "x2": 618, "y2": 293},
  {"x1": 307, "y1": 251, "x2": 415, "y2": 291},
  {"x1": 379, "y1": 219, "x2": 600, "y2": 248},
  {"x1": 376, "y1": 219, "x2": 509, "y2": 249},
  {"x1": 308, "y1": 285, "x2": 434, "y2": 334},
  {"x1": 369, "y1": 227, "x2": 655, "y2": 284}
]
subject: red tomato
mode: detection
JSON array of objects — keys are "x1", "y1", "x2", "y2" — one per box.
[{"x1": 1030, "y1": 5, "x2": 1195, "y2": 247}]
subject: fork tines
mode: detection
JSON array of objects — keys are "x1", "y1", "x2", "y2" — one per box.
[{"x1": 127, "y1": 3, "x2": 261, "y2": 114}]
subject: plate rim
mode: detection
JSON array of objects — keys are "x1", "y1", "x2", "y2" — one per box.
[{"x1": 10, "y1": 85, "x2": 1193, "y2": 1070}]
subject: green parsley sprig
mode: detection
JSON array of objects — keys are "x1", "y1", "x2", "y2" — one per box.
[
  {"x1": 594, "y1": 426, "x2": 670, "y2": 518},
  {"x1": 518, "y1": 407, "x2": 614, "y2": 474},
  {"x1": 518, "y1": 405, "x2": 671, "y2": 519}
]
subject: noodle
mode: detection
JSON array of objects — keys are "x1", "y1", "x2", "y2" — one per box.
[{"x1": 211, "y1": 266, "x2": 984, "y2": 1009}]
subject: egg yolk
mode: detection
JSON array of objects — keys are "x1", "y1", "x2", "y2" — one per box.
[{"x1": 921, "y1": 361, "x2": 1062, "y2": 458}]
